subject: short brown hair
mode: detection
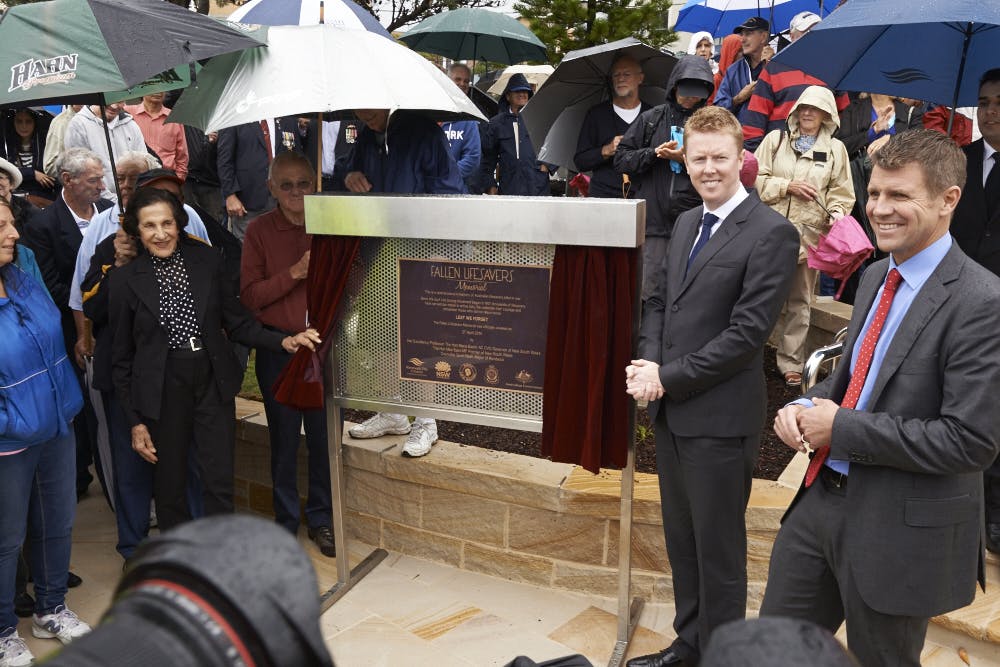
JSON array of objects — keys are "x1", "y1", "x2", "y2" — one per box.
[
  {"x1": 683, "y1": 106, "x2": 743, "y2": 154},
  {"x1": 870, "y1": 129, "x2": 966, "y2": 195}
]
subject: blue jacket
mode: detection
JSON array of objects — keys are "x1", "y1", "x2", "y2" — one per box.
[
  {"x1": 442, "y1": 119, "x2": 482, "y2": 183},
  {"x1": 0, "y1": 265, "x2": 82, "y2": 452},
  {"x1": 479, "y1": 73, "x2": 551, "y2": 196},
  {"x1": 715, "y1": 56, "x2": 760, "y2": 119},
  {"x1": 349, "y1": 111, "x2": 466, "y2": 195}
]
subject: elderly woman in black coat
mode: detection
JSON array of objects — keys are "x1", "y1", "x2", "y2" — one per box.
[{"x1": 110, "y1": 188, "x2": 319, "y2": 530}]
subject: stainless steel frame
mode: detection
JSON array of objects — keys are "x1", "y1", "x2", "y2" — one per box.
[
  {"x1": 802, "y1": 327, "x2": 849, "y2": 392},
  {"x1": 307, "y1": 194, "x2": 647, "y2": 661}
]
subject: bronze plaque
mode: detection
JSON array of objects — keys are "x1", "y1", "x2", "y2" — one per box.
[{"x1": 398, "y1": 258, "x2": 550, "y2": 393}]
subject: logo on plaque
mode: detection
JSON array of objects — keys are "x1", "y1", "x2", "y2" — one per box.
[
  {"x1": 406, "y1": 357, "x2": 428, "y2": 377},
  {"x1": 515, "y1": 370, "x2": 534, "y2": 385},
  {"x1": 459, "y1": 363, "x2": 477, "y2": 382},
  {"x1": 434, "y1": 361, "x2": 452, "y2": 379},
  {"x1": 485, "y1": 365, "x2": 500, "y2": 385}
]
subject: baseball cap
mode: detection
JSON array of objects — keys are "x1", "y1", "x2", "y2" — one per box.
[
  {"x1": 136, "y1": 168, "x2": 183, "y2": 189},
  {"x1": 676, "y1": 78, "x2": 712, "y2": 99},
  {"x1": 733, "y1": 16, "x2": 770, "y2": 34},
  {"x1": 789, "y1": 11, "x2": 821, "y2": 34}
]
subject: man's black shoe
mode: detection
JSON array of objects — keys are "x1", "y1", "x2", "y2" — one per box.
[
  {"x1": 308, "y1": 526, "x2": 336, "y2": 557},
  {"x1": 14, "y1": 591, "x2": 34, "y2": 618},
  {"x1": 67, "y1": 571, "x2": 83, "y2": 588},
  {"x1": 626, "y1": 647, "x2": 686, "y2": 667},
  {"x1": 987, "y1": 523, "x2": 1000, "y2": 554}
]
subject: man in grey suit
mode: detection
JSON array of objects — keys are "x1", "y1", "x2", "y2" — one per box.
[
  {"x1": 764, "y1": 129, "x2": 1000, "y2": 667},
  {"x1": 625, "y1": 106, "x2": 799, "y2": 667}
]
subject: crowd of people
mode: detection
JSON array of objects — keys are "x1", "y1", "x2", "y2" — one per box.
[{"x1": 1, "y1": 5, "x2": 999, "y2": 666}]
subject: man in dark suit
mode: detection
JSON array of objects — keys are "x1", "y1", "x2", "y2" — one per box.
[
  {"x1": 216, "y1": 116, "x2": 300, "y2": 240},
  {"x1": 950, "y1": 68, "x2": 1000, "y2": 549},
  {"x1": 23, "y1": 146, "x2": 113, "y2": 497},
  {"x1": 625, "y1": 106, "x2": 799, "y2": 667},
  {"x1": 764, "y1": 129, "x2": 1000, "y2": 666}
]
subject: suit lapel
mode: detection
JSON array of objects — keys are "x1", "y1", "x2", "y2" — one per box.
[
  {"x1": 130, "y1": 255, "x2": 160, "y2": 319},
  {"x1": 676, "y1": 195, "x2": 752, "y2": 297},
  {"x1": 864, "y1": 247, "x2": 960, "y2": 405},
  {"x1": 669, "y1": 207, "x2": 702, "y2": 302}
]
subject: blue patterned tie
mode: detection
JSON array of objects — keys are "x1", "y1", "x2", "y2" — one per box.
[{"x1": 686, "y1": 212, "x2": 719, "y2": 276}]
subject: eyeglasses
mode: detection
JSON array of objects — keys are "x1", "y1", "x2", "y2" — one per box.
[{"x1": 277, "y1": 179, "x2": 314, "y2": 193}]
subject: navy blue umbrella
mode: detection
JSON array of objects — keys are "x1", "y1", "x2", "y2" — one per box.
[{"x1": 771, "y1": 0, "x2": 1000, "y2": 109}]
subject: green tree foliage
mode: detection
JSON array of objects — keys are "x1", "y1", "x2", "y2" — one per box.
[{"x1": 514, "y1": 0, "x2": 676, "y2": 62}]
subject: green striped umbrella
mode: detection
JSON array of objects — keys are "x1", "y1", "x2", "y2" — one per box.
[{"x1": 0, "y1": 0, "x2": 263, "y2": 107}]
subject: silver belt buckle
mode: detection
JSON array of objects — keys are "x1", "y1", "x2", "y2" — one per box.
[{"x1": 188, "y1": 336, "x2": 203, "y2": 352}]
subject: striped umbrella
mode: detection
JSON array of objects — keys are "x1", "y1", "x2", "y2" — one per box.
[
  {"x1": 674, "y1": 0, "x2": 834, "y2": 37},
  {"x1": 228, "y1": 0, "x2": 391, "y2": 38}
]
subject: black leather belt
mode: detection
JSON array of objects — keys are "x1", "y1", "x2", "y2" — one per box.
[
  {"x1": 820, "y1": 465, "x2": 848, "y2": 489},
  {"x1": 170, "y1": 337, "x2": 204, "y2": 352}
]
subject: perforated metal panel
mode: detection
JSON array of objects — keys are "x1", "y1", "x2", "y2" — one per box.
[{"x1": 333, "y1": 237, "x2": 554, "y2": 423}]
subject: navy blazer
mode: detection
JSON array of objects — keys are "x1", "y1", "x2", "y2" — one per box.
[
  {"x1": 22, "y1": 195, "x2": 113, "y2": 314},
  {"x1": 110, "y1": 240, "x2": 285, "y2": 427},
  {"x1": 216, "y1": 117, "x2": 302, "y2": 211}
]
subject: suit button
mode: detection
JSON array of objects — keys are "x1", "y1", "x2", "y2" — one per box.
[{"x1": 671, "y1": 305, "x2": 679, "y2": 312}]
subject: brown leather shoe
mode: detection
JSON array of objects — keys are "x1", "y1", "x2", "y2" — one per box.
[{"x1": 784, "y1": 371, "x2": 802, "y2": 387}]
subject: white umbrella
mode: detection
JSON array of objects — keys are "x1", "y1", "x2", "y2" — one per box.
[
  {"x1": 486, "y1": 64, "x2": 555, "y2": 96},
  {"x1": 169, "y1": 24, "x2": 487, "y2": 133}
]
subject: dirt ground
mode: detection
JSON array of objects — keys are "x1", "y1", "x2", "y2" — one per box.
[{"x1": 345, "y1": 347, "x2": 802, "y2": 481}]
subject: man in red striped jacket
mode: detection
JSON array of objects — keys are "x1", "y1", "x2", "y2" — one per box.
[{"x1": 740, "y1": 11, "x2": 849, "y2": 151}]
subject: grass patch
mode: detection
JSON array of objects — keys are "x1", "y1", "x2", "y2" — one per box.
[{"x1": 239, "y1": 350, "x2": 264, "y2": 402}]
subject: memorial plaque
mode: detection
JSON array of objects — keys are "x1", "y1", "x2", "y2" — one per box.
[{"x1": 398, "y1": 258, "x2": 550, "y2": 393}]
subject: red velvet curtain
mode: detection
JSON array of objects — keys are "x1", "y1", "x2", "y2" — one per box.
[
  {"x1": 273, "y1": 235, "x2": 361, "y2": 410},
  {"x1": 542, "y1": 245, "x2": 639, "y2": 473}
]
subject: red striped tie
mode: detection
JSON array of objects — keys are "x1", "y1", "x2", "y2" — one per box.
[{"x1": 804, "y1": 268, "x2": 902, "y2": 487}]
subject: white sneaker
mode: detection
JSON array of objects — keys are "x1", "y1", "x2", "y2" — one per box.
[
  {"x1": 32, "y1": 605, "x2": 91, "y2": 645},
  {"x1": 0, "y1": 630, "x2": 34, "y2": 667},
  {"x1": 348, "y1": 413, "x2": 411, "y2": 439},
  {"x1": 402, "y1": 421, "x2": 438, "y2": 457}
]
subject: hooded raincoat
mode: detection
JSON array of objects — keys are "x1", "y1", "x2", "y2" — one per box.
[
  {"x1": 754, "y1": 85, "x2": 854, "y2": 377},
  {"x1": 754, "y1": 85, "x2": 854, "y2": 255},
  {"x1": 479, "y1": 73, "x2": 551, "y2": 196},
  {"x1": 613, "y1": 55, "x2": 715, "y2": 241}
]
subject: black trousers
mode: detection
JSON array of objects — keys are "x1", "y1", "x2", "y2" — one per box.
[
  {"x1": 654, "y1": 412, "x2": 758, "y2": 663},
  {"x1": 147, "y1": 349, "x2": 235, "y2": 531},
  {"x1": 761, "y1": 475, "x2": 928, "y2": 667}
]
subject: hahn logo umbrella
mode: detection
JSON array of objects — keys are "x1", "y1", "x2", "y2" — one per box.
[{"x1": 0, "y1": 0, "x2": 263, "y2": 107}]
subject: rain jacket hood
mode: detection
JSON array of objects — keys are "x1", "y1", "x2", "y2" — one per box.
[
  {"x1": 665, "y1": 55, "x2": 714, "y2": 113},
  {"x1": 786, "y1": 85, "x2": 840, "y2": 138},
  {"x1": 686, "y1": 31, "x2": 715, "y2": 58},
  {"x1": 499, "y1": 73, "x2": 534, "y2": 114}
]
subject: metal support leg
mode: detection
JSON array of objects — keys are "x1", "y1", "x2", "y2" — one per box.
[
  {"x1": 319, "y1": 401, "x2": 387, "y2": 613},
  {"x1": 607, "y1": 435, "x2": 644, "y2": 667}
]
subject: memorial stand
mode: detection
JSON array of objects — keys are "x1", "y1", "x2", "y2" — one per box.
[{"x1": 304, "y1": 194, "x2": 645, "y2": 666}]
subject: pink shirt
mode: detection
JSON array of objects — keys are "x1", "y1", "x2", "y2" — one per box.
[{"x1": 125, "y1": 104, "x2": 189, "y2": 179}]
